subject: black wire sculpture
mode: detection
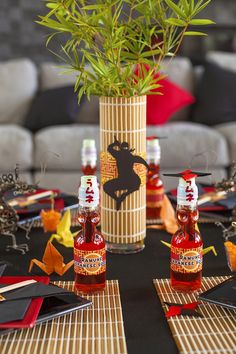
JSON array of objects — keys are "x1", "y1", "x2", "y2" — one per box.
[
  {"x1": 0, "y1": 165, "x2": 35, "y2": 254},
  {"x1": 215, "y1": 162, "x2": 236, "y2": 239}
]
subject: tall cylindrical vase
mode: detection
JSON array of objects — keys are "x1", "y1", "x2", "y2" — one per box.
[{"x1": 100, "y1": 96, "x2": 147, "y2": 254}]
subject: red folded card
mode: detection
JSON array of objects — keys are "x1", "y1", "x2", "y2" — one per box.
[
  {"x1": 0, "y1": 276, "x2": 49, "y2": 328},
  {"x1": 5, "y1": 189, "x2": 64, "y2": 215}
]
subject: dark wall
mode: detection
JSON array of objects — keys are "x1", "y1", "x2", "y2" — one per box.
[
  {"x1": 0, "y1": 0, "x2": 55, "y2": 63},
  {"x1": 0, "y1": 0, "x2": 236, "y2": 64}
]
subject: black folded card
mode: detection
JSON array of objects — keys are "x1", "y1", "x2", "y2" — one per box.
[
  {"x1": 198, "y1": 276, "x2": 236, "y2": 310},
  {"x1": 0, "y1": 299, "x2": 31, "y2": 324},
  {"x1": 0, "y1": 282, "x2": 72, "y2": 302},
  {"x1": 0, "y1": 293, "x2": 92, "y2": 336}
]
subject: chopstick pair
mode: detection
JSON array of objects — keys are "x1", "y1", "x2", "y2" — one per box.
[{"x1": 0, "y1": 280, "x2": 37, "y2": 301}]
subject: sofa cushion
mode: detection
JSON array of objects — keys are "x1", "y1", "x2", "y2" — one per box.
[
  {"x1": 39, "y1": 63, "x2": 100, "y2": 125},
  {"x1": 134, "y1": 63, "x2": 195, "y2": 125},
  {"x1": 34, "y1": 122, "x2": 229, "y2": 173},
  {"x1": 147, "y1": 122, "x2": 229, "y2": 169},
  {"x1": 214, "y1": 122, "x2": 236, "y2": 162},
  {"x1": 0, "y1": 125, "x2": 33, "y2": 170},
  {"x1": 24, "y1": 86, "x2": 81, "y2": 132},
  {"x1": 191, "y1": 62, "x2": 236, "y2": 126},
  {"x1": 39, "y1": 62, "x2": 78, "y2": 91},
  {"x1": 0, "y1": 59, "x2": 37, "y2": 125},
  {"x1": 34, "y1": 125, "x2": 100, "y2": 170},
  {"x1": 161, "y1": 57, "x2": 195, "y2": 121},
  {"x1": 39, "y1": 62, "x2": 93, "y2": 91},
  {"x1": 33, "y1": 171, "x2": 82, "y2": 195},
  {"x1": 146, "y1": 75, "x2": 195, "y2": 125}
]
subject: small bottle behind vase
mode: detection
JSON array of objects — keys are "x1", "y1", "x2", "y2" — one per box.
[
  {"x1": 164, "y1": 170, "x2": 210, "y2": 292},
  {"x1": 81, "y1": 139, "x2": 97, "y2": 176},
  {"x1": 74, "y1": 175, "x2": 106, "y2": 293},
  {"x1": 146, "y1": 137, "x2": 164, "y2": 220}
]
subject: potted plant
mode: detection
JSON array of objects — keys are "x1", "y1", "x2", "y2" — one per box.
[{"x1": 38, "y1": 0, "x2": 214, "y2": 253}]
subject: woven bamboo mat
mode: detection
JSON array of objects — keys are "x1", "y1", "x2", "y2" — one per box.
[
  {"x1": 153, "y1": 276, "x2": 236, "y2": 354},
  {"x1": 0, "y1": 280, "x2": 127, "y2": 354}
]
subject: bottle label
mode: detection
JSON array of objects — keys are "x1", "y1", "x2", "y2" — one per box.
[
  {"x1": 171, "y1": 246, "x2": 202, "y2": 273},
  {"x1": 74, "y1": 248, "x2": 106, "y2": 275}
]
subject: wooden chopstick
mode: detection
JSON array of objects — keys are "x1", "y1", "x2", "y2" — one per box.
[
  {"x1": 0, "y1": 279, "x2": 37, "y2": 295},
  {"x1": 9, "y1": 191, "x2": 55, "y2": 207}
]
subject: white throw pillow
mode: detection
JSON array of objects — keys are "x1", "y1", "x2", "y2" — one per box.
[
  {"x1": 0, "y1": 58, "x2": 38, "y2": 124},
  {"x1": 39, "y1": 62, "x2": 93, "y2": 90},
  {"x1": 39, "y1": 62, "x2": 77, "y2": 90}
]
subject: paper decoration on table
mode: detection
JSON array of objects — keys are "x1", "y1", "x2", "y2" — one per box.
[
  {"x1": 103, "y1": 136, "x2": 149, "y2": 210},
  {"x1": 49, "y1": 209, "x2": 77, "y2": 247},
  {"x1": 224, "y1": 241, "x2": 236, "y2": 271},
  {"x1": 0, "y1": 166, "x2": 35, "y2": 254},
  {"x1": 160, "y1": 240, "x2": 217, "y2": 256},
  {"x1": 164, "y1": 301, "x2": 202, "y2": 318},
  {"x1": 147, "y1": 195, "x2": 178, "y2": 234},
  {"x1": 29, "y1": 241, "x2": 74, "y2": 275},
  {"x1": 41, "y1": 209, "x2": 61, "y2": 232}
]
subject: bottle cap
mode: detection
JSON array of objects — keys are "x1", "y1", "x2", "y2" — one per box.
[
  {"x1": 82, "y1": 139, "x2": 97, "y2": 167},
  {"x1": 79, "y1": 175, "x2": 99, "y2": 207},
  {"x1": 163, "y1": 169, "x2": 211, "y2": 207},
  {"x1": 146, "y1": 136, "x2": 161, "y2": 161}
]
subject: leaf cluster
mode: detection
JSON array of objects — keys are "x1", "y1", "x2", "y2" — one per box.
[{"x1": 38, "y1": 0, "x2": 214, "y2": 100}]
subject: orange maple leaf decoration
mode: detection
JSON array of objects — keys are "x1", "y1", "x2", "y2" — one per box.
[{"x1": 29, "y1": 241, "x2": 74, "y2": 276}]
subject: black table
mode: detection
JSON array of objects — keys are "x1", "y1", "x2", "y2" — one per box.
[{"x1": 0, "y1": 224, "x2": 231, "y2": 354}]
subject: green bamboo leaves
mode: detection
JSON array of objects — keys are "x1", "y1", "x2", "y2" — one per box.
[{"x1": 38, "y1": 0, "x2": 214, "y2": 100}]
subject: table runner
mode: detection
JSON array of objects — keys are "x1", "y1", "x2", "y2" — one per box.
[
  {"x1": 153, "y1": 276, "x2": 236, "y2": 354},
  {"x1": 0, "y1": 280, "x2": 127, "y2": 354}
]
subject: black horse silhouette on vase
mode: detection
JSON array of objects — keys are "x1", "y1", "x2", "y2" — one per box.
[{"x1": 103, "y1": 137, "x2": 149, "y2": 210}]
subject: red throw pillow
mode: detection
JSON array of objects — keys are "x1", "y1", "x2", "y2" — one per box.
[
  {"x1": 147, "y1": 75, "x2": 195, "y2": 125},
  {"x1": 134, "y1": 64, "x2": 195, "y2": 125}
]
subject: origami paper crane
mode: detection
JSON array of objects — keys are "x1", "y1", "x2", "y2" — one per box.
[
  {"x1": 49, "y1": 209, "x2": 77, "y2": 248},
  {"x1": 147, "y1": 195, "x2": 179, "y2": 234},
  {"x1": 29, "y1": 241, "x2": 74, "y2": 276}
]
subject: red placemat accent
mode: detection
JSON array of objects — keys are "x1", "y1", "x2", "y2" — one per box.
[{"x1": 0, "y1": 276, "x2": 49, "y2": 328}]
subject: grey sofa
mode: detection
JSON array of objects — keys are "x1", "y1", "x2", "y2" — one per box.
[{"x1": 0, "y1": 51, "x2": 235, "y2": 194}]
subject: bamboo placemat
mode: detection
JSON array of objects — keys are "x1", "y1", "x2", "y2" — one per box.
[
  {"x1": 153, "y1": 276, "x2": 236, "y2": 354},
  {"x1": 0, "y1": 280, "x2": 127, "y2": 354}
]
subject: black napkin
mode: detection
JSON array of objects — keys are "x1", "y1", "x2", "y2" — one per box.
[
  {"x1": 0, "y1": 299, "x2": 31, "y2": 324},
  {"x1": 0, "y1": 282, "x2": 72, "y2": 302}
]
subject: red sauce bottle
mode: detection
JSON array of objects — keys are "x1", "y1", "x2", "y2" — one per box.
[
  {"x1": 74, "y1": 175, "x2": 106, "y2": 293},
  {"x1": 170, "y1": 175, "x2": 203, "y2": 292},
  {"x1": 146, "y1": 137, "x2": 164, "y2": 219},
  {"x1": 81, "y1": 139, "x2": 97, "y2": 175}
]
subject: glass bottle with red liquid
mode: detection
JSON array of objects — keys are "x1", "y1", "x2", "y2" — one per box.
[
  {"x1": 146, "y1": 137, "x2": 164, "y2": 220},
  {"x1": 167, "y1": 171, "x2": 207, "y2": 292},
  {"x1": 81, "y1": 139, "x2": 97, "y2": 175},
  {"x1": 74, "y1": 175, "x2": 106, "y2": 293}
]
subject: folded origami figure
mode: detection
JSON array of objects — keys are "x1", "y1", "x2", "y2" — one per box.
[
  {"x1": 49, "y1": 209, "x2": 77, "y2": 248},
  {"x1": 29, "y1": 241, "x2": 74, "y2": 275},
  {"x1": 164, "y1": 301, "x2": 202, "y2": 318},
  {"x1": 147, "y1": 195, "x2": 179, "y2": 234}
]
